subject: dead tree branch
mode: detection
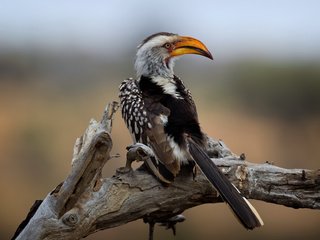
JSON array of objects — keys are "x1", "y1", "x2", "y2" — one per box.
[{"x1": 13, "y1": 102, "x2": 320, "y2": 240}]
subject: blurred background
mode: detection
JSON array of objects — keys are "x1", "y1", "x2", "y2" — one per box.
[{"x1": 1, "y1": 0, "x2": 320, "y2": 239}]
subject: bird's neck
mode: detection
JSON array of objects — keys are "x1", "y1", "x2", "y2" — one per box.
[{"x1": 135, "y1": 57, "x2": 175, "y2": 79}]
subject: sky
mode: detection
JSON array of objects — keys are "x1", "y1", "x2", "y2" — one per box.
[{"x1": 0, "y1": 0, "x2": 320, "y2": 61}]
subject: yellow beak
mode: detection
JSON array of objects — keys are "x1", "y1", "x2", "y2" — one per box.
[{"x1": 170, "y1": 36, "x2": 213, "y2": 60}]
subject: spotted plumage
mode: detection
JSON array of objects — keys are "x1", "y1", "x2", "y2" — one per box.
[
  {"x1": 119, "y1": 73, "x2": 203, "y2": 172},
  {"x1": 119, "y1": 78, "x2": 151, "y2": 143}
]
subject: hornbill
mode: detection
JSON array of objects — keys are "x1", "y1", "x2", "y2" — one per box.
[{"x1": 119, "y1": 32, "x2": 264, "y2": 232}]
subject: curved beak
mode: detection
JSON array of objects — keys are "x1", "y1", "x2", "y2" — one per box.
[{"x1": 171, "y1": 36, "x2": 213, "y2": 60}]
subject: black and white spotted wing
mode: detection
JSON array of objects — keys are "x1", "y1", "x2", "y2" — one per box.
[{"x1": 119, "y1": 78, "x2": 151, "y2": 143}]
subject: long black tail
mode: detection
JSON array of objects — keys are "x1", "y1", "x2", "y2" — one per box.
[{"x1": 188, "y1": 139, "x2": 263, "y2": 229}]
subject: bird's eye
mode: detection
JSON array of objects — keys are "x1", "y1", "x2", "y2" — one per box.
[{"x1": 163, "y1": 43, "x2": 171, "y2": 49}]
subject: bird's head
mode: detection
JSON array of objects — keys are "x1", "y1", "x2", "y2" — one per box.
[{"x1": 135, "y1": 32, "x2": 213, "y2": 78}]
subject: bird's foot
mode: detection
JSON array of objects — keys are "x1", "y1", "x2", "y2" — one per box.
[
  {"x1": 126, "y1": 143, "x2": 156, "y2": 158},
  {"x1": 118, "y1": 143, "x2": 171, "y2": 184},
  {"x1": 117, "y1": 143, "x2": 154, "y2": 174}
]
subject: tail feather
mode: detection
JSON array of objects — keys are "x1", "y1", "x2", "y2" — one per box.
[{"x1": 188, "y1": 139, "x2": 264, "y2": 229}]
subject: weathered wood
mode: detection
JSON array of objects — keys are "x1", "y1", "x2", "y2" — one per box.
[
  {"x1": 14, "y1": 102, "x2": 118, "y2": 240},
  {"x1": 13, "y1": 102, "x2": 320, "y2": 240}
]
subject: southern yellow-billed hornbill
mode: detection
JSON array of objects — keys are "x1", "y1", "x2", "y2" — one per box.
[{"x1": 119, "y1": 32, "x2": 264, "y2": 231}]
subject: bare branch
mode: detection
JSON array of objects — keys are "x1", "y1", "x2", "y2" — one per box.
[{"x1": 13, "y1": 102, "x2": 320, "y2": 240}]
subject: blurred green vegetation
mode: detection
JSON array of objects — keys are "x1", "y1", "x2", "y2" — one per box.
[
  {"x1": 228, "y1": 61, "x2": 320, "y2": 120},
  {"x1": 1, "y1": 50, "x2": 320, "y2": 240}
]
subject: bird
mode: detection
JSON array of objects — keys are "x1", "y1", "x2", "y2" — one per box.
[{"x1": 119, "y1": 32, "x2": 264, "y2": 230}]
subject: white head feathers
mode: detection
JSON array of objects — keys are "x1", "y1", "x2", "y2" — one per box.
[{"x1": 134, "y1": 32, "x2": 179, "y2": 78}]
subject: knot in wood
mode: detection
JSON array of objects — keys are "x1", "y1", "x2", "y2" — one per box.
[
  {"x1": 62, "y1": 213, "x2": 79, "y2": 227},
  {"x1": 235, "y1": 165, "x2": 248, "y2": 189}
]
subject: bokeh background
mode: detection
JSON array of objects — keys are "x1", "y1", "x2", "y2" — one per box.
[{"x1": 1, "y1": 1, "x2": 320, "y2": 239}]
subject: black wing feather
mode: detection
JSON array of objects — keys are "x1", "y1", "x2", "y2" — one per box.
[{"x1": 188, "y1": 139, "x2": 264, "y2": 229}]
